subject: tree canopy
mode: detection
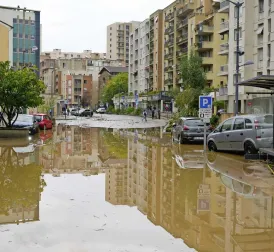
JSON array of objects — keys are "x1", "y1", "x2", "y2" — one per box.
[
  {"x1": 101, "y1": 73, "x2": 128, "y2": 105},
  {"x1": 0, "y1": 61, "x2": 46, "y2": 127},
  {"x1": 175, "y1": 52, "x2": 207, "y2": 116}
]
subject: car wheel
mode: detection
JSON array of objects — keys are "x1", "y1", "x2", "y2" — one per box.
[
  {"x1": 244, "y1": 141, "x2": 257, "y2": 154},
  {"x1": 208, "y1": 141, "x2": 217, "y2": 152}
]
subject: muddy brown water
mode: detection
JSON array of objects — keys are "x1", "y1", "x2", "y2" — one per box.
[{"x1": 0, "y1": 125, "x2": 274, "y2": 252}]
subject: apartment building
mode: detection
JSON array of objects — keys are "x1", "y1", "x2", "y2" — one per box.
[
  {"x1": 40, "y1": 55, "x2": 124, "y2": 112},
  {"x1": 218, "y1": 0, "x2": 273, "y2": 114},
  {"x1": 106, "y1": 21, "x2": 140, "y2": 66},
  {"x1": 189, "y1": 1, "x2": 228, "y2": 88},
  {"x1": 0, "y1": 5, "x2": 41, "y2": 70},
  {"x1": 0, "y1": 21, "x2": 11, "y2": 62},
  {"x1": 41, "y1": 49, "x2": 106, "y2": 60},
  {"x1": 128, "y1": 19, "x2": 150, "y2": 96},
  {"x1": 150, "y1": 10, "x2": 164, "y2": 92}
]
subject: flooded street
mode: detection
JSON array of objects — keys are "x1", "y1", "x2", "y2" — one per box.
[{"x1": 1, "y1": 125, "x2": 274, "y2": 252}]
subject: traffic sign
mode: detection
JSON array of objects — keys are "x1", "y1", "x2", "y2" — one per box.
[
  {"x1": 197, "y1": 184, "x2": 211, "y2": 212},
  {"x1": 199, "y1": 108, "x2": 212, "y2": 119},
  {"x1": 199, "y1": 96, "x2": 212, "y2": 109},
  {"x1": 197, "y1": 199, "x2": 210, "y2": 211}
]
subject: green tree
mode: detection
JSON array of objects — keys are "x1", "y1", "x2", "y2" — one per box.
[
  {"x1": 0, "y1": 61, "x2": 46, "y2": 127},
  {"x1": 175, "y1": 51, "x2": 207, "y2": 116},
  {"x1": 101, "y1": 73, "x2": 128, "y2": 105}
]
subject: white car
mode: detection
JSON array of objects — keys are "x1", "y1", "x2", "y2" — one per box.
[{"x1": 96, "y1": 108, "x2": 106, "y2": 114}]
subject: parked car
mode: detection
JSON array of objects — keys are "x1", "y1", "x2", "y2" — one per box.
[
  {"x1": 172, "y1": 117, "x2": 212, "y2": 144},
  {"x1": 79, "y1": 109, "x2": 93, "y2": 117},
  {"x1": 207, "y1": 114, "x2": 273, "y2": 154},
  {"x1": 96, "y1": 107, "x2": 106, "y2": 114},
  {"x1": 70, "y1": 108, "x2": 78, "y2": 116},
  {"x1": 13, "y1": 114, "x2": 39, "y2": 135},
  {"x1": 33, "y1": 113, "x2": 53, "y2": 130}
]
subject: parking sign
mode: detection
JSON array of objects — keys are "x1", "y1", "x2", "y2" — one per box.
[{"x1": 199, "y1": 96, "x2": 212, "y2": 109}]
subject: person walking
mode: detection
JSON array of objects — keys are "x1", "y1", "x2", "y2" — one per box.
[
  {"x1": 142, "y1": 110, "x2": 147, "y2": 122},
  {"x1": 158, "y1": 108, "x2": 161, "y2": 119},
  {"x1": 152, "y1": 108, "x2": 155, "y2": 119}
]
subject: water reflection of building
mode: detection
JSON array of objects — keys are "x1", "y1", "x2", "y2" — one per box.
[
  {"x1": 0, "y1": 143, "x2": 43, "y2": 225},
  {"x1": 40, "y1": 126, "x2": 104, "y2": 176},
  {"x1": 106, "y1": 130, "x2": 274, "y2": 252}
]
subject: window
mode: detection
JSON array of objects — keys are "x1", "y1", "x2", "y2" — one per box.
[
  {"x1": 110, "y1": 38, "x2": 112, "y2": 42},
  {"x1": 234, "y1": 28, "x2": 242, "y2": 40},
  {"x1": 233, "y1": 118, "x2": 245, "y2": 130},
  {"x1": 63, "y1": 63, "x2": 66, "y2": 68},
  {"x1": 245, "y1": 119, "x2": 253, "y2": 129},
  {"x1": 221, "y1": 34, "x2": 225, "y2": 40},
  {"x1": 259, "y1": 0, "x2": 264, "y2": 13},
  {"x1": 110, "y1": 44, "x2": 112, "y2": 47},
  {"x1": 221, "y1": 118, "x2": 233, "y2": 132},
  {"x1": 110, "y1": 50, "x2": 112, "y2": 53},
  {"x1": 84, "y1": 80, "x2": 87, "y2": 84},
  {"x1": 110, "y1": 27, "x2": 112, "y2": 30},
  {"x1": 110, "y1": 33, "x2": 112, "y2": 36}
]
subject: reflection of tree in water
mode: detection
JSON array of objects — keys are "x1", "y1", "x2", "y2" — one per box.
[
  {"x1": 0, "y1": 147, "x2": 46, "y2": 216},
  {"x1": 101, "y1": 130, "x2": 128, "y2": 159}
]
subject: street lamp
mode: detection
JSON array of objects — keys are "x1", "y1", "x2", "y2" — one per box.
[{"x1": 226, "y1": 0, "x2": 244, "y2": 116}]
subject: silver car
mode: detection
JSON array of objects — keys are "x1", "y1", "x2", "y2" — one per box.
[
  {"x1": 172, "y1": 117, "x2": 212, "y2": 144},
  {"x1": 207, "y1": 114, "x2": 273, "y2": 154}
]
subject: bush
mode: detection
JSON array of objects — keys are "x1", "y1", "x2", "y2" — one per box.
[
  {"x1": 133, "y1": 108, "x2": 142, "y2": 116},
  {"x1": 210, "y1": 114, "x2": 220, "y2": 129},
  {"x1": 106, "y1": 106, "x2": 115, "y2": 114},
  {"x1": 124, "y1": 107, "x2": 134, "y2": 115}
]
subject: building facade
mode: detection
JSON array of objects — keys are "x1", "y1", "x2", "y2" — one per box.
[
  {"x1": 0, "y1": 5, "x2": 41, "y2": 70},
  {"x1": 128, "y1": 19, "x2": 150, "y2": 95},
  {"x1": 106, "y1": 21, "x2": 140, "y2": 66},
  {"x1": 0, "y1": 21, "x2": 11, "y2": 62}
]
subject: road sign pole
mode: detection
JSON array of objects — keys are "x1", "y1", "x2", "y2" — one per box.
[{"x1": 204, "y1": 121, "x2": 206, "y2": 152}]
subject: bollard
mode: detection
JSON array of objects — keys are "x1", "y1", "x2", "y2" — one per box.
[{"x1": 44, "y1": 125, "x2": 46, "y2": 134}]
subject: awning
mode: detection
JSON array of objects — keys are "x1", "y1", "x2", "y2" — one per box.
[
  {"x1": 237, "y1": 75, "x2": 274, "y2": 90},
  {"x1": 257, "y1": 26, "x2": 264, "y2": 34}
]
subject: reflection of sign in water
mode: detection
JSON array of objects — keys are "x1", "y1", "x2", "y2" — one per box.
[
  {"x1": 197, "y1": 184, "x2": 210, "y2": 212},
  {"x1": 197, "y1": 199, "x2": 210, "y2": 211}
]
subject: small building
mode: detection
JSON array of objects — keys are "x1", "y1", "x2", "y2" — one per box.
[{"x1": 98, "y1": 66, "x2": 128, "y2": 104}]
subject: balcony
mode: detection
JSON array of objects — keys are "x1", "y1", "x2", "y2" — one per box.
[
  {"x1": 219, "y1": 20, "x2": 229, "y2": 34},
  {"x1": 219, "y1": 0, "x2": 230, "y2": 13},
  {"x1": 164, "y1": 66, "x2": 173, "y2": 72},
  {"x1": 165, "y1": 13, "x2": 174, "y2": 22},
  {"x1": 176, "y1": 33, "x2": 188, "y2": 44},
  {"x1": 177, "y1": 2, "x2": 194, "y2": 17},
  {"x1": 177, "y1": 18, "x2": 188, "y2": 30},
  {"x1": 165, "y1": 39, "x2": 174, "y2": 47},
  {"x1": 219, "y1": 43, "x2": 229, "y2": 55},
  {"x1": 205, "y1": 71, "x2": 214, "y2": 80},
  {"x1": 219, "y1": 87, "x2": 228, "y2": 96},
  {"x1": 197, "y1": 41, "x2": 213, "y2": 51},
  {"x1": 218, "y1": 65, "x2": 229, "y2": 76},
  {"x1": 196, "y1": 25, "x2": 214, "y2": 35},
  {"x1": 176, "y1": 47, "x2": 188, "y2": 57},
  {"x1": 165, "y1": 26, "x2": 174, "y2": 35},
  {"x1": 164, "y1": 52, "x2": 173, "y2": 59},
  {"x1": 164, "y1": 77, "x2": 173, "y2": 85},
  {"x1": 201, "y1": 57, "x2": 213, "y2": 65}
]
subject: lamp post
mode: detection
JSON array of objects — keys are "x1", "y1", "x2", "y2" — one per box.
[{"x1": 226, "y1": 0, "x2": 244, "y2": 115}]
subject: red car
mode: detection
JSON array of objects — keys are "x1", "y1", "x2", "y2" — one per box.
[{"x1": 33, "y1": 113, "x2": 53, "y2": 130}]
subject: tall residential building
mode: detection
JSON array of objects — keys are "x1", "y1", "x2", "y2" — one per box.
[
  {"x1": 128, "y1": 19, "x2": 150, "y2": 95},
  {"x1": 106, "y1": 21, "x2": 140, "y2": 66},
  {"x1": 0, "y1": 5, "x2": 41, "y2": 70},
  {"x1": 150, "y1": 10, "x2": 164, "y2": 93},
  {"x1": 217, "y1": 0, "x2": 273, "y2": 114}
]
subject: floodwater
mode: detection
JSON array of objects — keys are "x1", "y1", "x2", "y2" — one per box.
[{"x1": 1, "y1": 125, "x2": 274, "y2": 252}]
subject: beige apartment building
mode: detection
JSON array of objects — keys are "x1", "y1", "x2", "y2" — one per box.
[
  {"x1": 150, "y1": 10, "x2": 164, "y2": 92},
  {"x1": 106, "y1": 21, "x2": 140, "y2": 66},
  {"x1": 0, "y1": 21, "x2": 10, "y2": 62}
]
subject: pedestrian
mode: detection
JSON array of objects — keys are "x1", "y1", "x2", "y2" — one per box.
[
  {"x1": 49, "y1": 109, "x2": 52, "y2": 118},
  {"x1": 142, "y1": 110, "x2": 147, "y2": 122},
  {"x1": 67, "y1": 108, "x2": 70, "y2": 116},
  {"x1": 152, "y1": 108, "x2": 155, "y2": 119},
  {"x1": 158, "y1": 108, "x2": 161, "y2": 119}
]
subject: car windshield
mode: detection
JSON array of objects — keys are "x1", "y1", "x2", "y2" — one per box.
[
  {"x1": 185, "y1": 119, "x2": 207, "y2": 127},
  {"x1": 34, "y1": 115, "x2": 43, "y2": 122},
  {"x1": 16, "y1": 115, "x2": 33, "y2": 123}
]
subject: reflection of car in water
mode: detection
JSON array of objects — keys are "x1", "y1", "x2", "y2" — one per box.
[
  {"x1": 173, "y1": 145, "x2": 205, "y2": 169},
  {"x1": 206, "y1": 152, "x2": 274, "y2": 197}
]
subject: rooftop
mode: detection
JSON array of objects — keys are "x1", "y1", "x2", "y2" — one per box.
[{"x1": 99, "y1": 66, "x2": 128, "y2": 74}]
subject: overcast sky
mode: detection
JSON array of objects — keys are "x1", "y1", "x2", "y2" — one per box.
[{"x1": 0, "y1": 0, "x2": 172, "y2": 53}]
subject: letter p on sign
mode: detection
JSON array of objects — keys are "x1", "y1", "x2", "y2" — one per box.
[{"x1": 199, "y1": 96, "x2": 212, "y2": 109}]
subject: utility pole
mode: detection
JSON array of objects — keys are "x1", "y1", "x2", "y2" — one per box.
[{"x1": 227, "y1": 0, "x2": 244, "y2": 116}]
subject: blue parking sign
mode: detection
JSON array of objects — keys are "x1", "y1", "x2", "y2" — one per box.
[{"x1": 199, "y1": 96, "x2": 212, "y2": 109}]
